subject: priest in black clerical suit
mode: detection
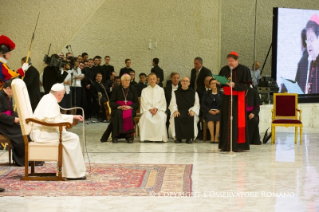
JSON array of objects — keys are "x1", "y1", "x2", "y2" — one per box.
[
  {"x1": 151, "y1": 58, "x2": 164, "y2": 86},
  {"x1": 90, "y1": 73, "x2": 110, "y2": 121},
  {"x1": 81, "y1": 66, "x2": 94, "y2": 119},
  {"x1": 164, "y1": 73, "x2": 181, "y2": 131},
  {"x1": 100, "y1": 63, "x2": 114, "y2": 83},
  {"x1": 217, "y1": 52, "x2": 251, "y2": 151},
  {"x1": 134, "y1": 81, "x2": 147, "y2": 97},
  {"x1": 90, "y1": 65, "x2": 101, "y2": 81},
  {"x1": 22, "y1": 57, "x2": 41, "y2": 111},
  {"x1": 0, "y1": 79, "x2": 26, "y2": 166},
  {"x1": 246, "y1": 86, "x2": 262, "y2": 145},
  {"x1": 109, "y1": 74, "x2": 138, "y2": 143},
  {"x1": 119, "y1": 59, "x2": 134, "y2": 77},
  {"x1": 190, "y1": 57, "x2": 212, "y2": 90}
]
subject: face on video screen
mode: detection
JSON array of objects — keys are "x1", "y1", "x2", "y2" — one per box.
[{"x1": 275, "y1": 8, "x2": 319, "y2": 95}]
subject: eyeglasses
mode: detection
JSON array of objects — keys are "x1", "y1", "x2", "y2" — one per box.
[{"x1": 306, "y1": 37, "x2": 318, "y2": 44}]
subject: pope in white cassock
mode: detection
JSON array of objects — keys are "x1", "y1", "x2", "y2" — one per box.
[
  {"x1": 31, "y1": 83, "x2": 86, "y2": 180},
  {"x1": 169, "y1": 77, "x2": 200, "y2": 144},
  {"x1": 139, "y1": 73, "x2": 168, "y2": 142}
]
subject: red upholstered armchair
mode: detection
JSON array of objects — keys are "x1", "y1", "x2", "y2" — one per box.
[{"x1": 271, "y1": 93, "x2": 302, "y2": 145}]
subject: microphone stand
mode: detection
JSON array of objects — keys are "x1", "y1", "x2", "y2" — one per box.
[
  {"x1": 228, "y1": 67, "x2": 235, "y2": 154},
  {"x1": 74, "y1": 68, "x2": 77, "y2": 109},
  {"x1": 70, "y1": 72, "x2": 73, "y2": 109}
]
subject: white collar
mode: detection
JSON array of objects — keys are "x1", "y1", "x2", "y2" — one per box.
[
  {"x1": 48, "y1": 93, "x2": 58, "y2": 102},
  {"x1": 172, "y1": 84, "x2": 178, "y2": 88},
  {"x1": 0, "y1": 57, "x2": 7, "y2": 64},
  {"x1": 205, "y1": 87, "x2": 211, "y2": 91}
]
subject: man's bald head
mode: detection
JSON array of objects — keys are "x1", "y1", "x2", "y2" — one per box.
[{"x1": 181, "y1": 77, "x2": 190, "y2": 90}]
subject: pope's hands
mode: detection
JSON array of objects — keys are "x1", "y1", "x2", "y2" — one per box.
[
  {"x1": 22, "y1": 63, "x2": 30, "y2": 72},
  {"x1": 73, "y1": 115, "x2": 84, "y2": 122}
]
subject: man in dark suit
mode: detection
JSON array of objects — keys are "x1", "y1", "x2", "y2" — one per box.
[
  {"x1": 164, "y1": 72, "x2": 180, "y2": 132},
  {"x1": 21, "y1": 57, "x2": 41, "y2": 111},
  {"x1": 190, "y1": 57, "x2": 212, "y2": 91},
  {"x1": 90, "y1": 72, "x2": 109, "y2": 121},
  {"x1": 100, "y1": 56, "x2": 114, "y2": 83},
  {"x1": 129, "y1": 70, "x2": 138, "y2": 86},
  {"x1": 196, "y1": 75, "x2": 212, "y2": 140},
  {"x1": 151, "y1": 58, "x2": 164, "y2": 86},
  {"x1": 196, "y1": 76, "x2": 212, "y2": 102},
  {"x1": 134, "y1": 72, "x2": 147, "y2": 97},
  {"x1": 119, "y1": 59, "x2": 134, "y2": 77},
  {"x1": 90, "y1": 56, "x2": 102, "y2": 81}
]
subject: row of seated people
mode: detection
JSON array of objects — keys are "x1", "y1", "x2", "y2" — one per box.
[{"x1": 99, "y1": 72, "x2": 261, "y2": 145}]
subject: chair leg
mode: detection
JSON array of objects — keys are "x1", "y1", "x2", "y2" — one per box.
[
  {"x1": 203, "y1": 121, "x2": 207, "y2": 143},
  {"x1": 271, "y1": 126, "x2": 275, "y2": 144},
  {"x1": 295, "y1": 127, "x2": 298, "y2": 144},
  {"x1": 31, "y1": 162, "x2": 35, "y2": 173},
  {"x1": 134, "y1": 123, "x2": 137, "y2": 138},
  {"x1": 300, "y1": 127, "x2": 302, "y2": 145},
  {"x1": 8, "y1": 141, "x2": 12, "y2": 165}
]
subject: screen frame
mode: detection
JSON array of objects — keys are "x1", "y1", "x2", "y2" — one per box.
[{"x1": 272, "y1": 7, "x2": 319, "y2": 103}]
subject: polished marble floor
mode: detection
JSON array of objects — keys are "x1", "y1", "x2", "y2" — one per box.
[{"x1": 0, "y1": 122, "x2": 318, "y2": 212}]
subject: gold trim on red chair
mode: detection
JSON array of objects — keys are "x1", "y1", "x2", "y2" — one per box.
[{"x1": 271, "y1": 93, "x2": 302, "y2": 145}]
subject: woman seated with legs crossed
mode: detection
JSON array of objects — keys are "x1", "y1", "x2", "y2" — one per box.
[{"x1": 200, "y1": 78, "x2": 223, "y2": 143}]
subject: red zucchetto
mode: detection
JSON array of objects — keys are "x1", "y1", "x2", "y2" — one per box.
[
  {"x1": 310, "y1": 14, "x2": 319, "y2": 25},
  {"x1": 229, "y1": 51, "x2": 239, "y2": 57}
]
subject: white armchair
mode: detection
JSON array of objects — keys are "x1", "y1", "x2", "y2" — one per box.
[{"x1": 12, "y1": 79, "x2": 72, "y2": 181}]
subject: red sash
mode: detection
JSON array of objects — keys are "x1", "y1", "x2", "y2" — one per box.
[
  {"x1": 223, "y1": 87, "x2": 246, "y2": 144},
  {"x1": 116, "y1": 101, "x2": 134, "y2": 132}
]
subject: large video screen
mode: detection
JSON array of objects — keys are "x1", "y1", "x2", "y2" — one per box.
[{"x1": 273, "y1": 8, "x2": 319, "y2": 97}]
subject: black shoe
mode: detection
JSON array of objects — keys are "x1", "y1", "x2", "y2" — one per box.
[
  {"x1": 28, "y1": 161, "x2": 45, "y2": 166},
  {"x1": 186, "y1": 139, "x2": 193, "y2": 144},
  {"x1": 0, "y1": 188, "x2": 4, "y2": 192},
  {"x1": 112, "y1": 138, "x2": 118, "y2": 143},
  {"x1": 127, "y1": 137, "x2": 133, "y2": 143},
  {"x1": 100, "y1": 138, "x2": 107, "y2": 143},
  {"x1": 35, "y1": 161, "x2": 45, "y2": 166},
  {"x1": 175, "y1": 139, "x2": 182, "y2": 143},
  {"x1": 67, "y1": 176, "x2": 86, "y2": 180}
]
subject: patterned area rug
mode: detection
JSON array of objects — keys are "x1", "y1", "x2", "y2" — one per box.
[{"x1": 0, "y1": 163, "x2": 192, "y2": 196}]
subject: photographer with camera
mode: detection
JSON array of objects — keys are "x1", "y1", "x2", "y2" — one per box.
[{"x1": 42, "y1": 54, "x2": 68, "y2": 94}]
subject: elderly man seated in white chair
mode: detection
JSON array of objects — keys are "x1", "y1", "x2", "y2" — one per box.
[{"x1": 31, "y1": 83, "x2": 86, "y2": 180}]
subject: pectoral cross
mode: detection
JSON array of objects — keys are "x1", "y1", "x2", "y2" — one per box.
[{"x1": 124, "y1": 98, "x2": 127, "y2": 105}]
